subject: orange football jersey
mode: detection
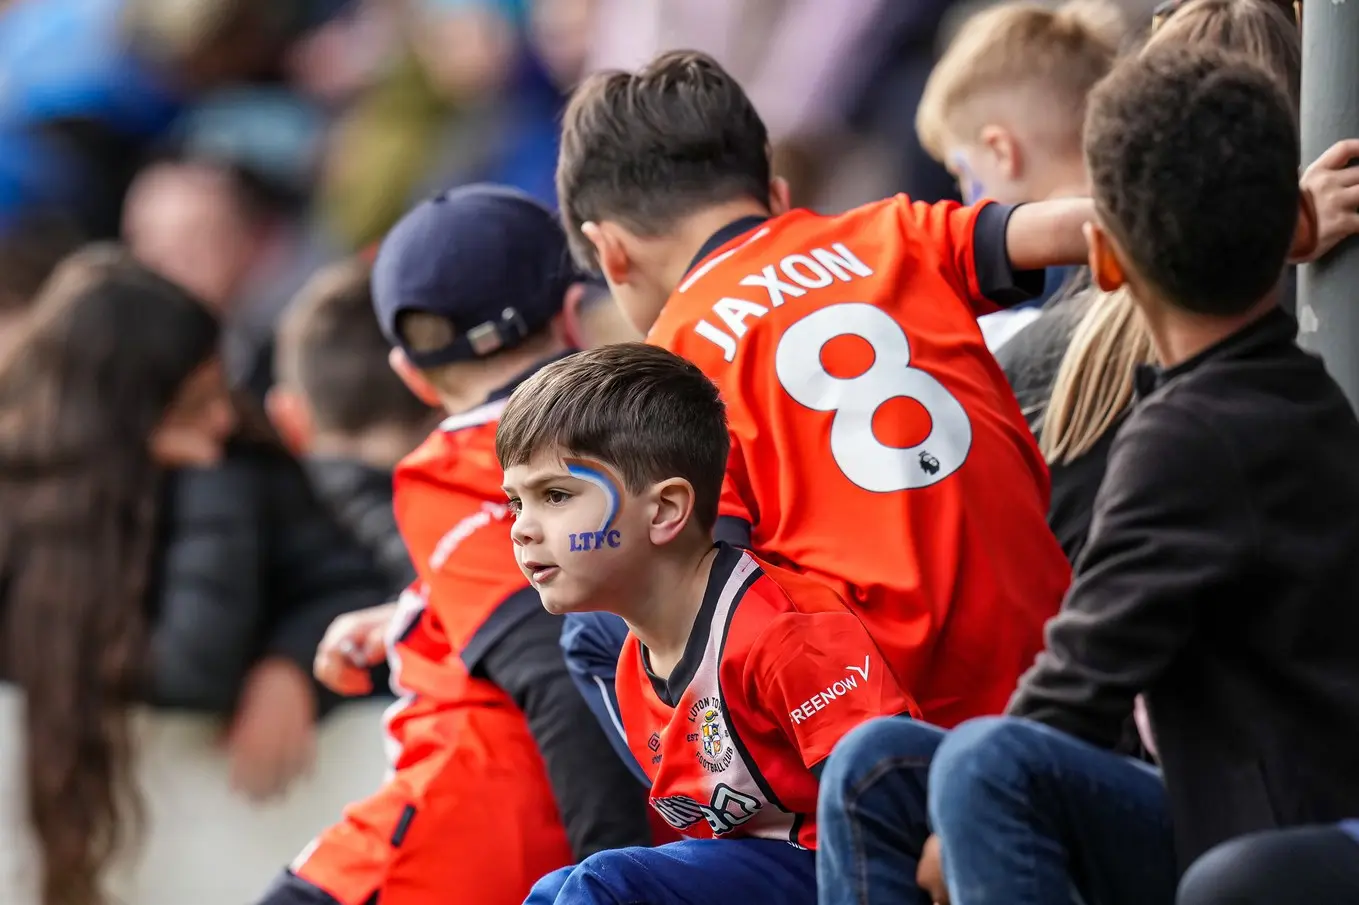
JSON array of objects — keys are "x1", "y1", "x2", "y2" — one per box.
[
  {"x1": 615, "y1": 544, "x2": 917, "y2": 851},
  {"x1": 647, "y1": 197, "x2": 1072, "y2": 729},
  {"x1": 289, "y1": 400, "x2": 572, "y2": 905}
]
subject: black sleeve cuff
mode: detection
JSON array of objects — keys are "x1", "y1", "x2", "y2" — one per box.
[
  {"x1": 974, "y1": 202, "x2": 1048, "y2": 308},
  {"x1": 255, "y1": 870, "x2": 353, "y2": 905},
  {"x1": 714, "y1": 516, "x2": 753, "y2": 548}
]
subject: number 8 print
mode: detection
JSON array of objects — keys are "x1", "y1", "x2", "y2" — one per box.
[{"x1": 774, "y1": 303, "x2": 972, "y2": 492}]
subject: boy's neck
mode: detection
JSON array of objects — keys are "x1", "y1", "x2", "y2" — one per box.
[
  {"x1": 658, "y1": 199, "x2": 774, "y2": 294},
  {"x1": 308, "y1": 424, "x2": 426, "y2": 470},
  {"x1": 1041, "y1": 175, "x2": 1089, "y2": 202},
  {"x1": 1032, "y1": 156, "x2": 1089, "y2": 202},
  {"x1": 622, "y1": 540, "x2": 720, "y2": 680},
  {"x1": 1142, "y1": 289, "x2": 1279, "y2": 369},
  {"x1": 437, "y1": 333, "x2": 571, "y2": 415}
]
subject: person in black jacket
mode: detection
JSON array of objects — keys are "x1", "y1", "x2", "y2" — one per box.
[
  {"x1": 267, "y1": 256, "x2": 435, "y2": 602},
  {"x1": 920, "y1": 46, "x2": 1359, "y2": 904},
  {"x1": 157, "y1": 398, "x2": 398, "y2": 801}
]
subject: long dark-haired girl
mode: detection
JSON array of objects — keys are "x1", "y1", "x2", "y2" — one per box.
[{"x1": 0, "y1": 244, "x2": 236, "y2": 905}]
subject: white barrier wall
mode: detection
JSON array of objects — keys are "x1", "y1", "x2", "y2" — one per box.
[{"x1": 0, "y1": 688, "x2": 390, "y2": 905}]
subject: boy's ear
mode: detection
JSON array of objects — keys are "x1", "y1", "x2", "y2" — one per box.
[
  {"x1": 979, "y1": 124, "x2": 1022, "y2": 181},
  {"x1": 1085, "y1": 220, "x2": 1128, "y2": 293},
  {"x1": 769, "y1": 176, "x2": 792, "y2": 216},
  {"x1": 265, "y1": 386, "x2": 314, "y2": 456},
  {"x1": 1289, "y1": 185, "x2": 1321, "y2": 264},
  {"x1": 388, "y1": 347, "x2": 444, "y2": 407},
  {"x1": 647, "y1": 478, "x2": 697, "y2": 547},
  {"x1": 560, "y1": 282, "x2": 588, "y2": 349},
  {"x1": 582, "y1": 221, "x2": 633, "y2": 288}
]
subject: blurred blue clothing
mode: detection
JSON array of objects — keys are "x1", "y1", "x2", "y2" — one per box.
[
  {"x1": 475, "y1": 51, "x2": 564, "y2": 209},
  {"x1": 559, "y1": 611, "x2": 648, "y2": 787},
  {"x1": 0, "y1": 0, "x2": 185, "y2": 235}
]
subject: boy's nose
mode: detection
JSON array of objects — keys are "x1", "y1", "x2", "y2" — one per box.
[{"x1": 510, "y1": 513, "x2": 539, "y2": 546}]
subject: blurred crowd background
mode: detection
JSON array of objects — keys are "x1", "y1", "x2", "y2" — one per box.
[{"x1": 0, "y1": 0, "x2": 1166, "y2": 394}]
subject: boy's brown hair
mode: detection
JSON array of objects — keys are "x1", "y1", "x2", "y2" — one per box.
[
  {"x1": 496, "y1": 343, "x2": 729, "y2": 531},
  {"x1": 556, "y1": 50, "x2": 770, "y2": 270},
  {"x1": 916, "y1": 0, "x2": 1125, "y2": 163},
  {"x1": 276, "y1": 259, "x2": 432, "y2": 433}
]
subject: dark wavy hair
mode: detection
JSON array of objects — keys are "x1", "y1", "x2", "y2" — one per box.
[{"x1": 0, "y1": 244, "x2": 220, "y2": 905}]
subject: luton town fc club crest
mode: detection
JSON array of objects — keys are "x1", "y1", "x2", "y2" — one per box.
[
  {"x1": 701, "y1": 710, "x2": 724, "y2": 758},
  {"x1": 689, "y1": 697, "x2": 735, "y2": 773}
]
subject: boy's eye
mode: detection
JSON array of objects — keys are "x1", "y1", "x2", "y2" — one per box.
[
  {"x1": 545, "y1": 489, "x2": 571, "y2": 505},
  {"x1": 506, "y1": 497, "x2": 522, "y2": 515}
]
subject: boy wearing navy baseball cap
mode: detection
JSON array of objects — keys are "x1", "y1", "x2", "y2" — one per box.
[
  {"x1": 374, "y1": 184, "x2": 583, "y2": 413},
  {"x1": 260, "y1": 185, "x2": 653, "y2": 905}
]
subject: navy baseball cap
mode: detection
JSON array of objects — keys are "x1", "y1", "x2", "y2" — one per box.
[{"x1": 372, "y1": 184, "x2": 583, "y2": 369}]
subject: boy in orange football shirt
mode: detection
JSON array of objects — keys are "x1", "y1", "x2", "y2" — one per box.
[
  {"x1": 257, "y1": 186, "x2": 651, "y2": 905},
  {"x1": 555, "y1": 51, "x2": 1090, "y2": 729},
  {"x1": 498, "y1": 343, "x2": 917, "y2": 905}
]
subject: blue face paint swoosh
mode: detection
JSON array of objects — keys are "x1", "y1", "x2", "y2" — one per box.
[{"x1": 566, "y1": 462, "x2": 621, "y2": 532}]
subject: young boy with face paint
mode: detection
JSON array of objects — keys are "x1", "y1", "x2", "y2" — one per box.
[
  {"x1": 260, "y1": 185, "x2": 654, "y2": 905},
  {"x1": 497, "y1": 342, "x2": 919, "y2": 905}
]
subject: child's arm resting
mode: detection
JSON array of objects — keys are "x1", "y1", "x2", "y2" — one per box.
[
  {"x1": 1005, "y1": 198, "x2": 1096, "y2": 272},
  {"x1": 749, "y1": 612, "x2": 920, "y2": 774}
]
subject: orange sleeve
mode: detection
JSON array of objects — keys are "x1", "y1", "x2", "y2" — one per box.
[
  {"x1": 718, "y1": 432, "x2": 756, "y2": 528},
  {"x1": 746, "y1": 612, "x2": 919, "y2": 771},
  {"x1": 894, "y1": 196, "x2": 1040, "y2": 317},
  {"x1": 399, "y1": 482, "x2": 528, "y2": 660}
]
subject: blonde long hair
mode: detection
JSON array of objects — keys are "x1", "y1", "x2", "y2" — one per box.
[{"x1": 1040, "y1": 288, "x2": 1153, "y2": 464}]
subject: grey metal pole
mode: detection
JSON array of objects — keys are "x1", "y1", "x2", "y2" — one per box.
[{"x1": 1296, "y1": 0, "x2": 1359, "y2": 406}]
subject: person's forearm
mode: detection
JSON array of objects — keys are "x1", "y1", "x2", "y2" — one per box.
[{"x1": 1006, "y1": 198, "x2": 1095, "y2": 271}]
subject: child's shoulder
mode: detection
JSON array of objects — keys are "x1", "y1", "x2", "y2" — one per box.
[
  {"x1": 396, "y1": 401, "x2": 506, "y2": 488},
  {"x1": 716, "y1": 554, "x2": 867, "y2": 676},
  {"x1": 745, "y1": 554, "x2": 857, "y2": 618},
  {"x1": 392, "y1": 403, "x2": 513, "y2": 561}
]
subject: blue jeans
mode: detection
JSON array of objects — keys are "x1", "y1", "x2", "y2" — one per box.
[
  {"x1": 816, "y1": 717, "x2": 946, "y2": 905},
  {"x1": 929, "y1": 716, "x2": 1178, "y2": 905},
  {"x1": 525, "y1": 838, "x2": 817, "y2": 905}
]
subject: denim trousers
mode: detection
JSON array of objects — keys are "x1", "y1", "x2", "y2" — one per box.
[
  {"x1": 815, "y1": 715, "x2": 1179, "y2": 905},
  {"x1": 816, "y1": 717, "x2": 945, "y2": 905},
  {"x1": 929, "y1": 716, "x2": 1178, "y2": 905},
  {"x1": 524, "y1": 838, "x2": 817, "y2": 905}
]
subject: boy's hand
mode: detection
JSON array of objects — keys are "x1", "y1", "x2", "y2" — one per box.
[
  {"x1": 313, "y1": 602, "x2": 397, "y2": 696},
  {"x1": 1295, "y1": 138, "x2": 1359, "y2": 264},
  {"x1": 918, "y1": 833, "x2": 950, "y2": 904},
  {"x1": 224, "y1": 658, "x2": 317, "y2": 803}
]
